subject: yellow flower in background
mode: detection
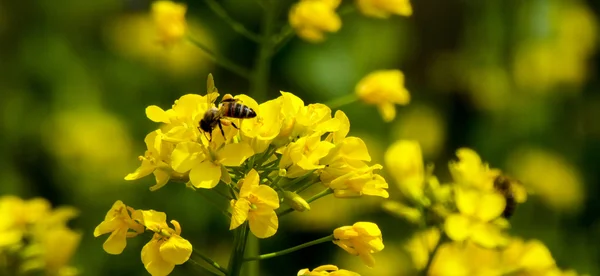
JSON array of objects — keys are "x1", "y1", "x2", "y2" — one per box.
[
  {"x1": 333, "y1": 222, "x2": 384, "y2": 268},
  {"x1": 444, "y1": 187, "x2": 508, "y2": 248},
  {"x1": 449, "y1": 148, "x2": 500, "y2": 191},
  {"x1": 104, "y1": 13, "x2": 212, "y2": 77},
  {"x1": 382, "y1": 201, "x2": 422, "y2": 224},
  {"x1": 94, "y1": 200, "x2": 145, "y2": 255},
  {"x1": 125, "y1": 130, "x2": 174, "y2": 191},
  {"x1": 506, "y1": 148, "x2": 584, "y2": 213},
  {"x1": 39, "y1": 226, "x2": 81, "y2": 275},
  {"x1": 170, "y1": 140, "x2": 254, "y2": 188},
  {"x1": 230, "y1": 169, "x2": 280, "y2": 238},
  {"x1": 385, "y1": 140, "x2": 425, "y2": 201},
  {"x1": 391, "y1": 105, "x2": 446, "y2": 157},
  {"x1": 428, "y1": 241, "x2": 500, "y2": 276},
  {"x1": 322, "y1": 110, "x2": 371, "y2": 165},
  {"x1": 152, "y1": 1, "x2": 187, "y2": 47},
  {"x1": 355, "y1": 70, "x2": 410, "y2": 122},
  {"x1": 134, "y1": 210, "x2": 192, "y2": 276},
  {"x1": 356, "y1": 0, "x2": 412, "y2": 19},
  {"x1": 404, "y1": 228, "x2": 440, "y2": 271},
  {"x1": 500, "y1": 238, "x2": 556, "y2": 274},
  {"x1": 298, "y1": 264, "x2": 361, "y2": 276},
  {"x1": 289, "y1": 0, "x2": 342, "y2": 43}
]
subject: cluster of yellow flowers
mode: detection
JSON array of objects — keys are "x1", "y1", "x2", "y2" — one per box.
[
  {"x1": 289, "y1": 0, "x2": 413, "y2": 42},
  {"x1": 94, "y1": 73, "x2": 389, "y2": 275},
  {"x1": 94, "y1": 200, "x2": 192, "y2": 276},
  {"x1": 0, "y1": 196, "x2": 80, "y2": 276},
  {"x1": 384, "y1": 141, "x2": 582, "y2": 275}
]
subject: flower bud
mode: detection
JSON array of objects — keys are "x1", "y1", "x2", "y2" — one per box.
[{"x1": 283, "y1": 191, "x2": 311, "y2": 212}]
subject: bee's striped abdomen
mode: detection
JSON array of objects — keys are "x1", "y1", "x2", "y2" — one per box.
[{"x1": 225, "y1": 103, "x2": 257, "y2": 118}]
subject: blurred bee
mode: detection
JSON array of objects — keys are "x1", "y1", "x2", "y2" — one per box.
[
  {"x1": 493, "y1": 175, "x2": 527, "y2": 219},
  {"x1": 199, "y1": 74, "x2": 257, "y2": 141}
]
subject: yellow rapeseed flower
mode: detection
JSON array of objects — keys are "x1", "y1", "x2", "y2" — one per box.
[
  {"x1": 298, "y1": 264, "x2": 361, "y2": 276},
  {"x1": 449, "y1": 148, "x2": 500, "y2": 191},
  {"x1": 428, "y1": 241, "x2": 500, "y2": 276},
  {"x1": 279, "y1": 133, "x2": 336, "y2": 177},
  {"x1": 93, "y1": 200, "x2": 145, "y2": 255},
  {"x1": 152, "y1": 1, "x2": 187, "y2": 47},
  {"x1": 404, "y1": 228, "x2": 440, "y2": 271},
  {"x1": 289, "y1": 0, "x2": 342, "y2": 43},
  {"x1": 444, "y1": 187, "x2": 508, "y2": 248},
  {"x1": 333, "y1": 222, "x2": 384, "y2": 268},
  {"x1": 236, "y1": 95, "x2": 283, "y2": 154},
  {"x1": 170, "y1": 139, "x2": 254, "y2": 188},
  {"x1": 230, "y1": 169, "x2": 280, "y2": 238},
  {"x1": 134, "y1": 210, "x2": 192, "y2": 276},
  {"x1": 125, "y1": 130, "x2": 173, "y2": 191},
  {"x1": 327, "y1": 164, "x2": 389, "y2": 198},
  {"x1": 356, "y1": 0, "x2": 413, "y2": 18},
  {"x1": 355, "y1": 70, "x2": 410, "y2": 122},
  {"x1": 39, "y1": 226, "x2": 81, "y2": 275},
  {"x1": 384, "y1": 140, "x2": 425, "y2": 201}
]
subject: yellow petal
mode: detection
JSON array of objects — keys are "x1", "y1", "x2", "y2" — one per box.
[
  {"x1": 170, "y1": 142, "x2": 204, "y2": 173},
  {"x1": 239, "y1": 169, "x2": 260, "y2": 198},
  {"x1": 520, "y1": 240, "x2": 556, "y2": 269},
  {"x1": 102, "y1": 227, "x2": 128, "y2": 255},
  {"x1": 476, "y1": 192, "x2": 506, "y2": 222},
  {"x1": 218, "y1": 142, "x2": 254, "y2": 167},
  {"x1": 444, "y1": 214, "x2": 471, "y2": 242},
  {"x1": 142, "y1": 239, "x2": 175, "y2": 276},
  {"x1": 455, "y1": 187, "x2": 478, "y2": 216},
  {"x1": 253, "y1": 185, "x2": 280, "y2": 209},
  {"x1": 359, "y1": 252, "x2": 376, "y2": 268},
  {"x1": 124, "y1": 159, "x2": 155, "y2": 180},
  {"x1": 230, "y1": 198, "x2": 250, "y2": 230},
  {"x1": 333, "y1": 110, "x2": 350, "y2": 143},
  {"x1": 339, "y1": 137, "x2": 371, "y2": 161},
  {"x1": 470, "y1": 222, "x2": 508, "y2": 248},
  {"x1": 138, "y1": 210, "x2": 168, "y2": 232},
  {"x1": 189, "y1": 161, "x2": 221, "y2": 189},
  {"x1": 159, "y1": 235, "x2": 192, "y2": 265},
  {"x1": 377, "y1": 103, "x2": 396, "y2": 122},
  {"x1": 249, "y1": 209, "x2": 278, "y2": 238},
  {"x1": 146, "y1": 105, "x2": 170, "y2": 123},
  {"x1": 93, "y1": 219, "x2": 120, "y2": 237},
  {"x1": 149, "y1": 170, "x2": 170, "y2": 191},
  {"x1": 0, "y1": 229, "x2": 22, "y2": 247}
]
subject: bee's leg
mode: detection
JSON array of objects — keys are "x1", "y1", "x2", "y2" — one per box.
[
  {"x1": 221, "y1": 94, "x2": 239, "y2": 102},
  {"x1": 218, "y1": 120, "x2": 225, "y2": 138},
  {"x1": 231, "y1": 121, "x2": 239, "y2": 129}
]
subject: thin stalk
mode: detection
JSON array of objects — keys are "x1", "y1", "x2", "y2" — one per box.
[
  {"x1": 420, "y1": 233, "x2": 448, "y2": 275},
  {"x1": 187, "y1": 35, "x2": 251, "y2": 79},
  {"x1": 186, "y1": 257, "x2": 224, "y2": 276},
  {"x1": 272, "y1": 24, "x2": 294, "y2": 54},
  {"x1": 228, "y1": 223, "x2": 250, "y2": 276},
  {"x1": 294, "y1": 177, "x2": 321, "y2": 194},
  {"x1": 250, "y1": 0, "x2": 278, "y2": 101},
  {"x1": 324, "y1": 94, "x2": 358, "y2": 110},
  {"x1": 195, "y1": 188, "x2": 231, "y2": 219},
  {"x1": 244, "y1": 235, "x2": 334, "y2": 261},
  {"x1": 281, "y1": 170, "x2": 315, "y2": 190},
  {"x1": 192, "y1": 249, "x2": 228, "y2": 275},
  {"x1": 205, "y1": 0, "x2": 262, "y2": 42}
]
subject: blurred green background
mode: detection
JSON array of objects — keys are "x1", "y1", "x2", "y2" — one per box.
[{"x1": 1, "y1": 0, "x2": 599, "y2": 275}]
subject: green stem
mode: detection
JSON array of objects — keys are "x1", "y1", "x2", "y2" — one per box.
[
  {"x1": 187, "y1": 35, "x2": 251, "y2": 79},
  {"x1": 205, "y1": 0, "x2": 262, "y2": 42},
  {"x1": 194, "y1": 187, "x2": 231, "y2": 219},
  {"x1": 421, "y1": 232, "x2": 448, "y2": 276},
  {"x1": 244, "y1": 235, "x2": 334, "y2": 261},
  {"x1": 325, "y1": 94, "x2": 358, "y2": 110},
  {"x1": 281, "y1": 170, "x2": 316, "y2": 190},
  {"x1": 193, "y1": 249, "x2": 229, "y2": 275},
  {"x1": 244, "y1": 234, "x2": 260, "y2": 276},
  {"x1": 294, "y1": 177, "x2": 321, "y2": 194},
  {"x1": 272, "y1": 24, "x2": 295, "y2": 55},
  {"x1": 250, "y1": 0, "x2": 278, "y2": 101},
  {"x1": 228, "y1": 223, "x2": 250, "y2": 276},
  {"x1": 186, "y1": 257, "x2": 223, "y2": 276},
  {"x1": 278, "y1": 188, "x2": 332, "y2": 216}
]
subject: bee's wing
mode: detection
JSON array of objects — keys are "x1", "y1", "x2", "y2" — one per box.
[{"x1": 206, "y1": 73, "x2": 219, "y2": 106}]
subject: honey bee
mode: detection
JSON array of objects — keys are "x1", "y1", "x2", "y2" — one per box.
[
  {"x1": 493, "y1": 175, "x2": 526, "y2": 219},
  {"x1": 199, "y1": 74, "x2": 257, "y2": 141}
]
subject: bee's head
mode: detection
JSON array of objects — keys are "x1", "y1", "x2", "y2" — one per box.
[{"x1": 199, "y1": 118, "x2": 212, "y2": 133}]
